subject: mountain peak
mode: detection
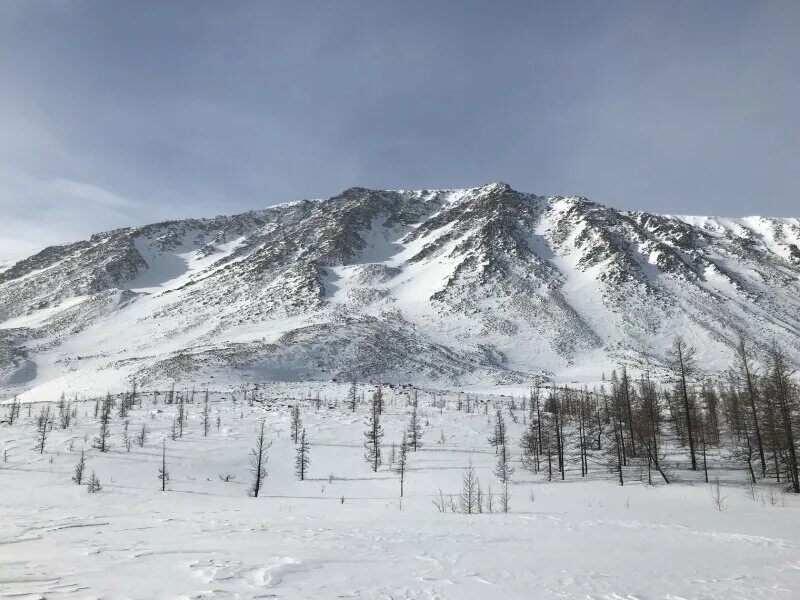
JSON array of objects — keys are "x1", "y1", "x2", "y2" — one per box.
[
  {"x1": 476, "y1": 181, "x2": 514, "y2": 193},
  {"x1": 1, "y1": 184, "x2": 799, "y2": 398}
]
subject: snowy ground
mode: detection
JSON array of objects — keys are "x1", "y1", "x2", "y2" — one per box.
[{"x1": 2, "y1": 383, "x2": 799, "y2": 599}]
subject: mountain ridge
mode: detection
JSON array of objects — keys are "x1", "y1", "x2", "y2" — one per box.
[{"x1": 2, "y1": 183, "x2": 799, "y2": 399}]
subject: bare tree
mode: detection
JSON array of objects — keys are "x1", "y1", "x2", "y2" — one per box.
[
  {"x1": 249, "y1": 419, "x2": 271, "y2": 497},
  {"x1": 59, "y1": 400, "x2": 72, "y2": 429},
  {"x1": 488, "y1": 408, "x2": 508, "y2": 452},
  {"x1": 769, "y1": 344, "x2": 799, "y2": 493},
  {"x1": 494, "y1": 444, "x2": 514, "y2": 484},
  {"x1": 709, "y1": 478, "x2": 728, "y2": 511},
  {"x1": 72, "y1": 449, "x2": 86, "y2": 485},
  {"x1": 176, "y1": 394, "x2": 186, "y2": 438},
  {"x1": 201, "y1": 390, "x2": 211, "y2": 437},
  {"x1": 499, "y1": 480, "x2": 511, "y2": 513},
  {"x1": 118, "y1": 390, "x2": 128, "y2": 418},
  {"x1": 348, "y1": 378, "x2": 358, "y2": 412},
  {"x1": 608, "y1": 399, "x2": 625, "y2": 486},
  {"x1": 667, "y1": 335, "x2": 699, "y2": 470},
  {"x1": 620, "y1": 366, "x2": 636, "y2": 457},
  {"x1": 520, "y1": 413, "x2": 540, "y2": 473},
  {"x1": 634, "y1": 372, "x2": 670, "y2": 484},
  {"x1": 406, "y1": 403, "x2": 423, "y2": 452},
  {"x1": 35, "y1": 404, "x2": 51, "y2": 454},
  {"x1": 395, "y1": 436, "x2": 409, "y2": 497},
  {"x1": 495, "y1": 444, "x2": 514, "y2": 513},
  {"x1": 93, "y1": 393, "x2": 112, "y2": 452},
  {"x1": 290, "y1": 404, "x2": 302, "y2": 444},
  {"x1": 136, "y1": 422, "x2": 148, "y2": 447},
  {"x1": 295, "y1": 428, "x2": 310, "y2": 480},
  {"x1": 459, "y1": 459, "x2": 479, "y2": 514},
  {"x1": 122, "y1": 419, "x2": 132, "y2": 452},
  {"x1": 157, "y1": 438, "x2": 169, "y2": 491},
  {"x1": 737, "y1": 336, "x2": 767, "y2": 477},
  {"x1": 7, "y1": 396, "x2": 20, "y2": 425},
  {"x1": 86, "y1": 471, "x2": 102, "y2": 493},
  {"x1": 364, "y1": 394, "x2": 383, "y2": 471}
]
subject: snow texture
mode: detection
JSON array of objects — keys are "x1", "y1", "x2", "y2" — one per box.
[{"x1": 1, "y1": 384, "x2": 799, "y2": 599}]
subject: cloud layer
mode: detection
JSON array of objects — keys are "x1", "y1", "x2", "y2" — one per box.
[{"x1": 1, "y1": 1, "x2": 798, "y2": 260}]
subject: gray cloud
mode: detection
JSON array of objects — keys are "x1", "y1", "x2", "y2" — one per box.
[{"x1": 1, "y1": 1, "x2": 798, "y2": 260}]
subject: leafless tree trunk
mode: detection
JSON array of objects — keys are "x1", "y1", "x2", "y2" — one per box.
[
  {"x1": 202, "y1": 390, "x2": 211, "y2": 437},
  {"x1": 157, "y1": 438, "x2": 169, "y2": 491},
  {"x1": 459, "y1": 459, "x2": 478, "y2": 514},
  {"x1": 295, "y1": 428, "x2": 310, "y2": 480},
  {"x1": 738, "y1": 337, "x2": 767, "y2": 477},
  {"x1": 249, "y1": 419, "x2": 270, "y2": 497},
  {"x1": 395, "y1": 436, "x2": 408, "y2": 498},
  {"x1": 35, "y1": 404, "x2": 51, "y2": 454},
  {"x1": 667, "y1": 335, "x2": 698, "y2": 470}
]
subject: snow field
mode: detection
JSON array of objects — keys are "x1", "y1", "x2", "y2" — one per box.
[{"x1": 1, "y1": 382, "x2": 800, "y2": 599}]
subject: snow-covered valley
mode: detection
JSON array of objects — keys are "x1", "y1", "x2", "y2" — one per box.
[{"x1": 3, "y1": 383, "x2": 799, "y2": 599}]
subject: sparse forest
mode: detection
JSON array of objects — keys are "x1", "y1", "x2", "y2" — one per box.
[{"x1": 2, "y1": 336, "x2": 800, "y2": 597}]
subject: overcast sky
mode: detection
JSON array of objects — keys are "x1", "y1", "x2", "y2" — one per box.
[{"x1": 1, "y1": 1, "x2": 798, "y2": 261}]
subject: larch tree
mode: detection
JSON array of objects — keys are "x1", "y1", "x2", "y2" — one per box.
[
  {"x1": 176, "y1": 394, "x2": 186, "y2": 438},
  {"x1": 395, "y1": 436, "x2": 409, "y2": 498},
  {"x1": 488, "y1": 407, "x2": 508, "y2": 453},
  {"x1": 86, "y1": 471, "x2": 102, "y2": 493},
  {"x1": 202, "y1": 390, "x2": 211, "y2": 437},
  {"x1": 769, "y1": 344, "x2": 799, "y2": 493},
  {"x1": 737, "y1": 337, "x2": 767, "y2": 477},
  {"x1": 635, "y1": 372, "x2": 670, "y2": 484},
  {"x1": 295, "y1": 428, "x2": 310, "y2": 480},
  {"x1": 249, "y1": 419, "x2": 271, "y2": 497},
  {"x1": 494, "y1": 444, "x2": 514, "y2": 484},
  {"x1": 494, "y1": 444, "x2": 514, "y2": 513},
  {"x1": 372, "y1": 386, "x2": 384, "y2": 415},
  {"x1": 667, "y1": 335, "x2": 699, "y2": 470},
  {"x1": 7, "y1": 396, "x2": 20, "y2": 425},
  {"x1": 459, "y1": 459, "x2": 479, "y2": 514},
  {"x1": 157, "y1": 438, "x2": 169, "y2": 492},
  {"x1": 290, "y1": 404, "x2": 302, "y2": 444},
  {"x1": 137, "y1": 422, "x2": 148, "y2": 447},
  {"x1": 406, "y1": 402, "x2": 423, "y2": 452},
  {"x1": 364, "y1": 394, "x2": 384, "y2": 471},
  {"x1": 93, "y1": 393, "x2": 112, "y2": 452},
  {"x1": 348, "y1": 378, "x2": 358, "y2": 412},
  {"x1": 122, "y1": 419, "x2": 132, "y2": 452},
  {"x1": 35, "y1": 404, "x2": 51, "y2": 454},
  {"x1": 72, "y1": 449, "x2": 86, "y2": 485},
  {"x1": 519, "y1": 411, "x2": 540, "y2": 473}
]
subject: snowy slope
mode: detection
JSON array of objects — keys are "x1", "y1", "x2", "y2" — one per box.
[{"x1": 1, "y1": 183, "x2": 799, "y2": 400}]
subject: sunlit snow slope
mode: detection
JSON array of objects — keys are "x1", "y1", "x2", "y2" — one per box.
[{"x1": 1, "y1": 183, "x2": 799, "y2": 398}]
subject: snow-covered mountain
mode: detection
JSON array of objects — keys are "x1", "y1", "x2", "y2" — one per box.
[{"x1": 2, "y1": 183, "x2": 799, "y2": 398}]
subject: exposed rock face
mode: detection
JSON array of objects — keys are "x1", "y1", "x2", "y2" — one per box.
[{"x1": 1, "y1": 183, "x2": 799, "y2": 396}]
